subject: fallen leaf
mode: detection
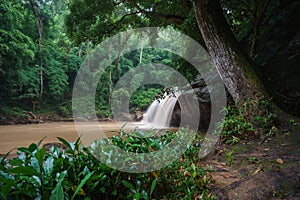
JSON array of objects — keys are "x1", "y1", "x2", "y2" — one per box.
[
  {"x1": 251, "y1": 167, "x2": 261, "y2": 175},
  {"x1": 221, "y1": 173, "x2": 230, "y2": 179},
  {"x1": 184, "y1": 171, "x2": 190, "y2": 176},
  {"x1": 151, "y1": 171, "x2": 158, "y2": 179},
  {"x1": 276, "y1": 158, "x2": 284, "y2": 164},
  {"x1": 203, "y1": 175, "x2": 207, "y2": 183},
  {"x1": 194, "y1": 193, "x2": 203, "y2": 200},
  {"x1": 218, "y1": 150, "x2": 224, "y2": 155}
]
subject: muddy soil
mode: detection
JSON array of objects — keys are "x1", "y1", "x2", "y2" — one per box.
[{"x1": 201, "y1": 125, "x2": 300, "y2": 200}]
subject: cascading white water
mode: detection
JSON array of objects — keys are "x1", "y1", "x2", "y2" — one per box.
[{"x1": 141, "y1": 90, "x2": 181, "y2": 128}]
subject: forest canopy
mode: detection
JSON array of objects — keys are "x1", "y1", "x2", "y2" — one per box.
[{"x1": 0, "y1": 0, "x2": 299, "y2": 120}]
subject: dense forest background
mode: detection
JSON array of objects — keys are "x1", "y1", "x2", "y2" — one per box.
[
  {"x1": 0, "y1": 0, "x2": 299, "y2": 122},
  {"x1": 0, "y1": 1, "x2": 299, "y2": 199}
]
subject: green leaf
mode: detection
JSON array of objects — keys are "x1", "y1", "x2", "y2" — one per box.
[
  {"x1": 133, "y1": 192, "x2": 141, "y2": 200},
  {"x1": 44, "y1": 157, "x2": 54, "y2": 176},
  {"x1": 37, "y1": 137, "x2": 46, "y2": 147},
  {"x1": 74, "y1": 137, "x2": 81, "y2": 151},
  {"x1": 35, "y1": 147, "x2": 46, "y2": 166},
  {"x1": 57, "y1": 137, "x2": 73, "y2": 150},
  {"x1": 150, "y1": 179, "x2": 157, "y2": 197},
  {"x1": 17, "y1": 147, "x2": 31, "y2": 154},
  {"x1": 1, "y1": 180, "x2": 15, "y2": 198},
  {"x1": 30, "y1": 157, "x2": 40, "y2": 173},
  {"x1": 112, "y1": 189, "x2": 117, "y2": 196},
  {"x1": 50, "y1": 172, "x2": 66, "y2": 200},
  {"x1": 29, "y1": 143, "x2": 38, "y2": 152},
  {"x1": 191, "y1": 163, "x2": 196, "y2": 171},
  {"x1": 9, "y1": 158, "x2": 23, "y2": 166},
  {"x1": 0, "y1": 150, "x2": 12, "y2": 164},
  {"x1": 8, "y1": 166, "x2": 38, "y2": 176},
  {"x1": 122, "y1": 180, "x2": 135, "y2": 191},
  {"x1": 71, "y1": 172, "x2": 94, "y2": 199}
]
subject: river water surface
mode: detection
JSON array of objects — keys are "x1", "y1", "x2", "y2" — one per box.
[{"x1": 0, "y1": 122, "x2": 126, "y2": 154}]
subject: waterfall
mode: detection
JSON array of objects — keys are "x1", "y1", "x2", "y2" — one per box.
[{"x1": 141, "y1": 90, "x2": 180, "y2": 128}]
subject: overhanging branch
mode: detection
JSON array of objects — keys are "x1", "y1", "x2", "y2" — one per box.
[{"x1": 132, "y1": 1, "x2": 186, "y2": 24}]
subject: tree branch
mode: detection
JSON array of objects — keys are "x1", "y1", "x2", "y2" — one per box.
[
  {"x1": 132, "y1": 1, "x2": 186, "y2": 24},
  {"x1": 250, "y1": 0, "x2": 270, "y2": 57},
  {"x1": 103, "y1": 11, "x2": 140, "y2": 35}
]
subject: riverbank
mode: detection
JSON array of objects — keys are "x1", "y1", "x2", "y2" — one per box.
[{"x1": 0, "y1": 112, "x2": 114, "y2": 125}]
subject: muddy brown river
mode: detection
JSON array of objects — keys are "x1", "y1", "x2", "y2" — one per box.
[{"x1": 0, "y1": 122, "x2": 126, "y2": 154}]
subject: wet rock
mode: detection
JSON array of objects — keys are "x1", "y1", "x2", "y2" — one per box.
[
  {"x1": 170, "y1": 103, "x2": 181, "y2": 127},
  {"x1": 134, "y1": 109, "x2": 143, "y2": 121},
  {"x1": 170, "y1": 74, "x2": 214, "y2": 130}
]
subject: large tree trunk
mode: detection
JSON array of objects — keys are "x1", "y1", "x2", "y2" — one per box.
[{"x1": 194, "y1": 0, "x2": 269, "y2": 117}]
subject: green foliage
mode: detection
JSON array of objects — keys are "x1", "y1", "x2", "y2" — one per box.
[
  {"x1": 57, "y1": 103, "x2": 72, "y2": 118},
  {"x1": 0, "y1": 106, "x2": 28, "y2": 119},
  {"x1": 1, "y1": 0, "x2": 200, "y2": 117},
  {"x1": 221, "y1": 0, "x2": 279, "y2": 40},
  {"x1": 225, "y1": 149, "x2": 236, "y2": 166},
  {"x1": 0, "y1": 129, "x2": 212, "y2": 199},
  {"x1": 130, "y1": 87, "x2": 162, "y2": 111},
  {"x1": 217, "y1": 98, "x2": 275, "y2": 144},
  {"x1": 0, "y1": 0, "x2": 78, "y2": 110},
  {"x1": 65, "y1": 0, "x2": 195, "y2": 45}
]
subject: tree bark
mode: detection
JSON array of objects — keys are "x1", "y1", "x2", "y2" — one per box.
[
  {"x1": 194, "y1": 0, "x2": 269, "y2": 109},
  {"x1": 139, "y1": 35, "x2": 144, "y2": 64}
]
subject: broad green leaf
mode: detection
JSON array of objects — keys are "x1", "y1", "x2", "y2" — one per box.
[
  {"x1": 17, "y1": 147, "x2": 31, "y2": 154},
  {"x1": 9, "y1": 158, "x2": 23, "y2": 166},
  {"x1": 30, "y1": 157, "x2": 40, "y2": 173},
  {"x1": 50, "y1": 172, "x2": 66, "y2": 200},
  {"x1": 44, "y1": 157, "x2": 54, "y2": 176},
  {"x1": 35, "y1": 147, "x2": 46, "y2": 166},
  {"x1": 29, "y1": 143, "x2": 38, "y2": 153},
  {"x1": 8, "y1": 166, "x2": 38, "y2": 176},
  {"x1": 121, "y1": 180, "x2": 135, "y2": 190}
]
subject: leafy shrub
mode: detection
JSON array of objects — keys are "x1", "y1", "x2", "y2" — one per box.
[
  {"x1": 0, "y1": 106, "x2": 27, "y2": 118},
  {"x1": 57, "y1": 104, "x2": 72, "y2": 118},
  {"x1": 0, "y1": 129, "x2": 213, "y2": 199},
  {"x1": 95, "y1": 109, "x2": 111, "y2": 119}
]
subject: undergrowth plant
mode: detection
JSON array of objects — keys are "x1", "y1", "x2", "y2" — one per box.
[
  {"x1": 0, "y1": 129, "x2": 213, "y2": 200},
  {"x1": 216, "y1": 97, "x2": 275, "y2": 145}
]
